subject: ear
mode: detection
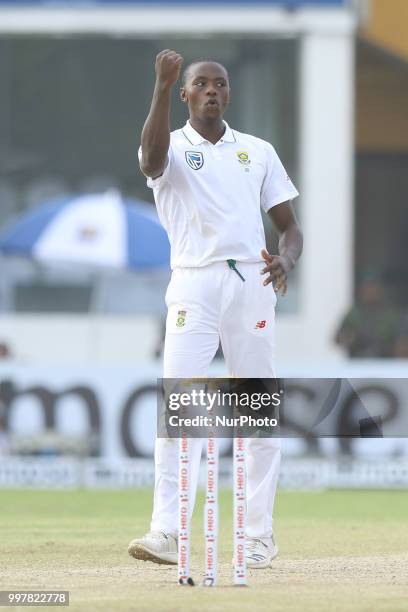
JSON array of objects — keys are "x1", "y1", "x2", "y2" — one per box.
[{"x1": 180, "y1": 87, "x2": 187, "y2": 103}]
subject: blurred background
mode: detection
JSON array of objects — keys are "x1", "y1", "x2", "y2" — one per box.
[{"x1": 0, "y1": 0, "x2": 407, "y2": 487}]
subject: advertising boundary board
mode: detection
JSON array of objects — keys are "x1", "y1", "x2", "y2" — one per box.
[{"x1": 1, "y1": 456, "x2": 408, "y2": 490}]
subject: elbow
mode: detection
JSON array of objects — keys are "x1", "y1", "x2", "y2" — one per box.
[
  {"x1": 140, "y1": 163, "x2": 155, "y2": 179},
  {"x1": 139, "y1": 154, "x2": 164, "y2": 179},
  {"x1": 140, "y1": 163, "x2": 163, "y2": 179}
]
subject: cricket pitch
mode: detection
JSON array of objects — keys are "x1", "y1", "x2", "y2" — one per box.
[{"x1": 1, "y1": 489, "x2": 407, "y2": 611}]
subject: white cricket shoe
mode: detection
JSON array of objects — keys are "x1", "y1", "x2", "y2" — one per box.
[
  {"x1": 245, "y1": 536, "x2": 278, "y2": 569},
  {"x1": 128, "y1": 531, "x2": 178, "y2": 565}
]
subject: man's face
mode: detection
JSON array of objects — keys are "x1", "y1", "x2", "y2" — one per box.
[{"x1": 180, "y1": 62, "x2": 230, "y2": 120}]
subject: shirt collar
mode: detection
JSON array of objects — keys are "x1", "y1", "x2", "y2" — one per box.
[{"x1": 182, "y1": 120, "x2": 236, "y2": 145}]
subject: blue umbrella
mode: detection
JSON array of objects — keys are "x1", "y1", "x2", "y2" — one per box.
[{"x1": 0, "y1": 191, "x2": 170, "y2": 271}]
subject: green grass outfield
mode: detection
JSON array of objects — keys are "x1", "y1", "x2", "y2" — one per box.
[{"x1": 1, "y1": 489, "x2": 408, "y2": 612}]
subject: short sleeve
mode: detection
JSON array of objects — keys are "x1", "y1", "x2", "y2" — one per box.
[
  {"x1": 138, "y1": 145, "x2": 172, "y2": 189},
  {"x1": 260, "y1": 143, "x2": 299, "y2": 213}
]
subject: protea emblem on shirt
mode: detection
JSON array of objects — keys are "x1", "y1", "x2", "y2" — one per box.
[
  {"x1": 236, "y1": 150, "x2": 251, "y2": 165},
  {"x1": 176, "y1": 310, "x2": 187, "y2": 327},
  {"x1": 236, "y1": 150, "x2": 251, "y2": 172},
  {"x1": 185, "y1": 151, "x2": 204, "y2": 170}
]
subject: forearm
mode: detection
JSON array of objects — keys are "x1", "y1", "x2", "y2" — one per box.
[
  {"x1": 140, "y1": 82, "x2": 172, "y2": 177},
  {"x1": 140, "y1": 49, "x2": 183, "y2": 177},
  {"x1": 278, "y1": 223, "x2": 303, "y2": 270},
  {"x1": 263, "y1": 204, "x2": 303, "y2": 293}
]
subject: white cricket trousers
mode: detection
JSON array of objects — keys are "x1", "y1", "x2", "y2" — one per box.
[{"x1": 151, "y1": 261, "x2": 280, "y2": 539}]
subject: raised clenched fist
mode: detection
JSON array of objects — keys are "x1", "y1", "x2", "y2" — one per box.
[{"x1": 155, "y1": 50, "x2": 184, "y2": 87}]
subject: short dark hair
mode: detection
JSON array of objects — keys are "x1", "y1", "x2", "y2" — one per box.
[{"x1": 181, "y1": 59, "x2": 228, "y2": 86}]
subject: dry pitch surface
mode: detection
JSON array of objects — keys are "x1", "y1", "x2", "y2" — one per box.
[{"x1": 1, "y1": 489, "x2": 408, "y2": 612}]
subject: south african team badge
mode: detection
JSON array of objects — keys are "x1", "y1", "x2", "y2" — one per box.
[
  {"x1": 236, "y1": 150, "x2": 251, "y2": 172},
  {"x1": 176, "y1": 310, "x2": 187, "y2": 328}
]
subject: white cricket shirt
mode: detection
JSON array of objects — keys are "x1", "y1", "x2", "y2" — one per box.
[{"x1": 140, "y1": 120, "x2": 299, "y2": 269}]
